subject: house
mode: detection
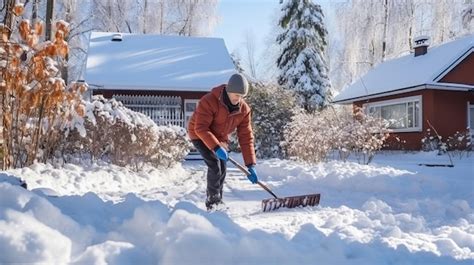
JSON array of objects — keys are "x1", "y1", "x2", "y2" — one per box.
[
  {"x1": 333, "y1": 34, "x2": 474, "y2": 150},
  {"x1": 84, "y1": 31, "x2": 236, "y2": 128}
]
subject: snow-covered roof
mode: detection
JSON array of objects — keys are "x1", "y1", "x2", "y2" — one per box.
[
  {"x1": 333, "y1": 34, "x2": 474, "y2": 104},
  {"x1": 84, "y1": 32, "x2": 237, "y2": 92}
]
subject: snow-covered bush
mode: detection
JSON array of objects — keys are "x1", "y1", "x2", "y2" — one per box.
[
  {"x1": 283, "y1": 106, "x2": 390, "y2": 164},
  {"x1": 349, "y1": 108, "x2": 391, "y2": 164},
  {"x1": 61, "y1": 96, "x2": 190, "y2": 169},
  {"x1": 446, "y1": 130, "x2": 472, "y2": 149},
  {"x1": 421, "y1": 128, "x2": 442, "y2": 152},
  {"x1": 422, "y1": 128, "x2": 472, "y2": 158},
  {"x1": 245, "y1": 82, "x2": 298, "y2": 158},
  {"x1": 384, "y1": 136, "x2": 408, "y2": 151},
  {"x1": 283, "y1": 110, "x2": 331, "y2": 163},
  {"x1": 152, "y1": 126, "x2": 190, "y2": 167},
  {"x1": 446, "y1": 130, "x2": 472, "y2": 159}
]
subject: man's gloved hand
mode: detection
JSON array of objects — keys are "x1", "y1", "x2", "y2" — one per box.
[
  {"x1": 247, "y1": 166, "x2": 258, "y2": 184},
  {"x1": 215, "y1": 146, "x2": 229, "y2": 161}
]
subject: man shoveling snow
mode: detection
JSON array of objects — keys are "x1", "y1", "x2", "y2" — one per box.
[{"x1": 187, "y1": 73, "x2": 259, "y2": 211}]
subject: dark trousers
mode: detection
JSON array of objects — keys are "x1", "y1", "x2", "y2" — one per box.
[{"x1": 191, "y1": 140, "x2": 227, "y2": 200}]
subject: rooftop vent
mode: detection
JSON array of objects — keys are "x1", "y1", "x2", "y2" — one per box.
[
  {"x1": 111, "y1": 33, "x2": 123, "y2": 42},
  {"x1": 413, "y1": 35, "x2": 430, "y2": 57}
]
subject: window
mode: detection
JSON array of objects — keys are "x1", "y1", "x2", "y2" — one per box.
[
  {"x1": 365, "y1": 96, "x2": 422, "y2": 132},
  {"x1": 184, "y1": 99, "x2": 199, "y2": 128}
]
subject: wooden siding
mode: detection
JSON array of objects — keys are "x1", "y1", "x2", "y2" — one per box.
[
  {"x1": 439, "y1": 52, "x2": 474, "y2": 85},
  {"x1": 355, "y1": 90, "x2": 474, "y2": 150}
]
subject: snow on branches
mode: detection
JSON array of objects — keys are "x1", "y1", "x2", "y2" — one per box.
[
  {"x1": 1, "y1": 5, "x2": 85, "y2": 169},
  {"x1": 276, "y1": 0, "x2": 332, "y2": 111},
  {"x1": 62, "y1": 96, "x2": 190, "y2": 170},
  {"x1": 245, "y1": 82, "x2": 298, "y2": 158},
  {"x1": 283, "y1": 106, "x2": 390, "y2": 164}
]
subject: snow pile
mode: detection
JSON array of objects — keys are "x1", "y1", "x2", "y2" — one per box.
[{"x1": 0, "y1": 151, "x2": 473, "y2": 264}]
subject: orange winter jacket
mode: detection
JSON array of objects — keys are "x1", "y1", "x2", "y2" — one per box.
[{"x1": 188, "y1": 85, "x2": 256, "y2": 166}]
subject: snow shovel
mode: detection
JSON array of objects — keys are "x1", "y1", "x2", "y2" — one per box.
[{"x1": 228, "y1": 157, "x2": 320, "y2": 212}]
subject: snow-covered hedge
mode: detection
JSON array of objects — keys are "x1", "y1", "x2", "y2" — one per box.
[
  {"x1": 283, "y1": 106, "x2": 390, "y2": 164},
  {"x1": 245, "y1": 83, "x2": 298, "y2": 158},
  {"x1": 61, "y1": 96, "x2": 190, "y2": 169}
]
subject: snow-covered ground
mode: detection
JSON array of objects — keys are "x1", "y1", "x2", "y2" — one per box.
[{"x1": 1, "y1": 151, "x2": 473, "y2": 264}]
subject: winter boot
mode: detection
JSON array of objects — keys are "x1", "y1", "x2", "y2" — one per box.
[{"x1": 205, "y1": 193, "x2": 222, "y2": 211}]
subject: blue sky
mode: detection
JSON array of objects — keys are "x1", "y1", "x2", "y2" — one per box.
[
  {"x1": 211, "y1": 0, "x2": 341, "y2": 63},
  {"x1": 212, "y1": 0, "x2": 280, "y2": 55}
]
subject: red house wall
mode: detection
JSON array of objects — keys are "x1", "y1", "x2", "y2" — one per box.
[
  {"x1": 354, "y1": 90, "x2": 474, "y2": 150},
  {"x1": 439, "y1": 52, "x2": 474, "y2": 85}
]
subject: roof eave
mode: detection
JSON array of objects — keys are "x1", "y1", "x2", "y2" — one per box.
[
  {"x1": 333, "y1": 35, "x2": 474, "y2": 105},
  {"x1": 88, "y1": 83, "x2": 212, "y2": 92},
  {"x1": 332, "y1": 83, "x2": 473, "y2": 104}
]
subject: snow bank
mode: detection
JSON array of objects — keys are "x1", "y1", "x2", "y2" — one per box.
[
  {"x1": 0, "y1": 151, "x2": 472, "y2": 264},
  {"x1": 1, "y1": 183, "x2": 471, "y2": 264}
]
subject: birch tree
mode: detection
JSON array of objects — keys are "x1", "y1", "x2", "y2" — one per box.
[
  {"x1": 244, "y1": 30, "x2": 258, "y2": 80},
  {"x1": 91, "y1": 0, "x2": 218, "y2": 36},
  {"x1": 330, "y1": 0, "x2": 473, "y2": 93}
]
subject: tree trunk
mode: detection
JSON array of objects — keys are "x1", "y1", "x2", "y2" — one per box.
[
  {"x1": 160, "y1": 1, "x2": 164, "y2": 33},
  {"x1": 32, "y1": 0, "x2": 38, "y2": 22},
  {"x1": 46, "y1": 0, "x2": 54, "y2": 41},
  {"x1": 3, "y1": 0, "x2": 15, "y2": 38},
  {"x1": 381, "y1": 0, "x2": 389, "y2": 62},
  {"x1": 143, "y1": 0, "x2": 148, "y2": 33}
]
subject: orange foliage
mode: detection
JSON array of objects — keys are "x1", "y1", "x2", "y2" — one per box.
[
  {"x1": 58, "y1": 44, "x2": 68, "y2": 57},
  {"x1": 34, "y1": 21, "x2": 43, "y2": 36},
  {"x1": 44, "y1": 44, "x2": 56, "y2": 57},
  {"x1": 19, "y1": 20, "x2": 29, "y2": 40},
  {"x1": 1, "y1": 9, "x2": 87, "y2": 169},
  {"x1": 12, "y1": 4, "x2": 24, "y2": 16}
]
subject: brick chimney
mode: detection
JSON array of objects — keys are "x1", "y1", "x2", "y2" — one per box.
[
  {"x1": 413, "y1": 35, "x2": 430, "y2": 57},
  {"x1": 111, "y1": 33, "x2": 123, "y2": 42}
]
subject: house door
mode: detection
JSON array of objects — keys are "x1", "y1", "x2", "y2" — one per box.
[{"x1": 184, "y1": 99, "x2": 199, "y2": 128}]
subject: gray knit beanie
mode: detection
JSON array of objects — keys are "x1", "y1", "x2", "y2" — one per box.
[{"x1": 226, "y1": 73, "x2": 248, "y2": 96}]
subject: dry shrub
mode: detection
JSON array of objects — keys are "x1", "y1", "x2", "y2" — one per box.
[
  {"x1": 283, "y1": 106, "x2": 390, "y2": 164},
  {"x1": 1, "y1": 5, "x2": 85, "y2": 169},
  {"x1": 446, "y1": 130, "x2": 472, "y2": 159},
  {"x1": 422, "y1": 128, "x2": 472, "y2": 159}
]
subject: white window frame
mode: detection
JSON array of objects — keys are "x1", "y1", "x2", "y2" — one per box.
[
  {"x1": 468, "y1": 102, "x2": 474, "y2": 140},
  {"x1": 363, "y1": 95, "x2": 423, "y2": 133},
  {"x1": 184, "y1": 99, "x2": 199, "y2": 128}
]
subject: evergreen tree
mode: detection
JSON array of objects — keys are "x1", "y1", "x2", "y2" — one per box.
[
  {"x1": 246, "y1": 82, "x2": 298, "y2": 159},
  {"x1": 276, "y1": 0, "x2": 332, "y2": 111}
]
